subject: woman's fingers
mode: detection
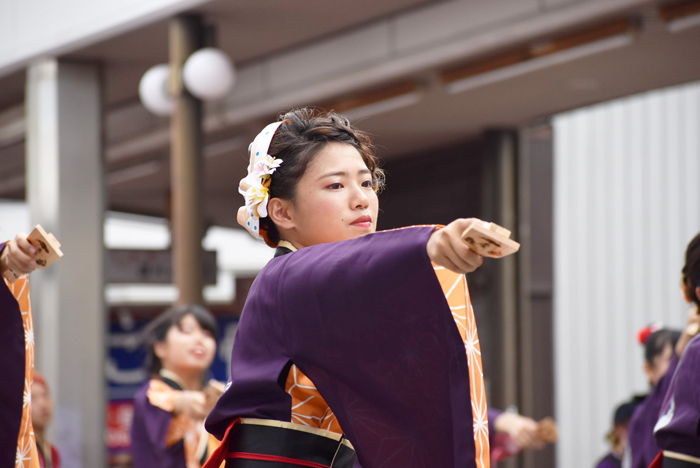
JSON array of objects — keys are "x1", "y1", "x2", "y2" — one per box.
[
  {"x1": 7, "y1": 235, "x2": 38, "y2": 275},
  {"x1": 427, "y1": 220, "x2": 484, "y2": 274},
  {"x1": 448, "y1": 234, "x2": 483, "y2": 272},
  {"x1": 15, "y1": 234, "x2": 36, "y2": 257}
]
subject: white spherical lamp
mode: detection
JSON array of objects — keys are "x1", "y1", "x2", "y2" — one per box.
[
  {"x1": 182, "y1": 48, "x2": 236, "y2": 101},
  {"x1": 139, "y1": 64, "x2": 173, "y2": 116}
]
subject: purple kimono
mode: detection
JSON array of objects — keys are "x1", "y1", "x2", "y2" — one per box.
[
  {"x1": 130, "y1": 377, "x2": 188, "y2": 468},
  {"x1": 654, "y1": 334, "x2": 700, "y2": 459},
  {"x1": 0, "y1": 241, "x2": 29, "y2": 468},
  {"x1": 595, "y1": 453, "x2": 622, "y2": 468},
  {"x1": 206, "y1": 227, "x2": 478, "y2": 468},
  {"x1": 627, "y1": 354, "x2": 679, "y2": 468}
]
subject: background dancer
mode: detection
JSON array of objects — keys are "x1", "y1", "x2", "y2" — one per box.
[
  {"x1": 595, "y1": 398, "x2": 641, "y2": 468},
  {"x1": 130, "y1": 304, "x2": 221, "y2": 468},
  {"x1": 626, "y1": 327, "x2": 681, "y2": 468},
  {"x1": 31, "y1": 372, "x2": 61, "y2": 468}
]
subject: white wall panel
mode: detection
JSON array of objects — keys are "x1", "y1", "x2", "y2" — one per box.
[{"x1": 553, "y1": 81, "x2": 700, "y2": 468}]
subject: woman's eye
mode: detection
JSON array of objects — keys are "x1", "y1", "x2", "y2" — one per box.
[
  {"x1": 328, "y1": 183, "x2": 342, "y2": 190},
  {"x1": 362, "y1": 180, "x2": 373, "y2": 188}
]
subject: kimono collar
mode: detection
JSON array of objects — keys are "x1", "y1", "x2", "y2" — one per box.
[
  {"x1": 159, "y1": 369, "x2": 187, "y2": 390},
  {"x1": 274, "y1": 240, "x2": 297, "y2": 258},
  {"x1": 278, "y1": 240, "x2": 297, "y2": 252}
]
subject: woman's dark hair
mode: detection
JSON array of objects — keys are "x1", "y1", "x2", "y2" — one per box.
[
  {"x1": 143, "y1": 304, "x2": 218, "y2": 375},
  {"x1": 644, "y1": 329, "x2": 681, "y2": 366},
  {"x1": 682, "y1": 232, "x2": 700, "y2": 306},
  {"x1": 259, "y1": 108, "x2": 385, "y2": 245}
]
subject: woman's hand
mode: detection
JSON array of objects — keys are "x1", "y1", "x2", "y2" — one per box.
[
  {"x1": 0, "y1": 234, "x2": 38, "y2": 277},
  {"x1": 427, "y1": 219, "x2": 484, "y2": 274},
  {"x1": 173, "y1": 391, "x2": 208, "y2": 420},
  {"x1": 494, "y1": 413, "x2": 546, "y2": 450}
]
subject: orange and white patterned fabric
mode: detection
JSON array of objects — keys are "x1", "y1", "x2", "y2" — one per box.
[
  {"x1": 433, "y1": 264, "x2": 489, "y2": 468},
  {"x1": 283, "y1": 257, "x2": 489, "y2": 468},
  {"x1": 4, "y1": 275, "x2": 40, "y2": 468},
  {"x1": 284, "y1": 365, "x2": 342, "y2": 433}
]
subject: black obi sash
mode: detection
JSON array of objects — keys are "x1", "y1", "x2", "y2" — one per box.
[
  {"x1": 663, "y1": 453, "x2": 700, "y2": 467},
  {"x1": 205, "y1": 418, "x2": 356, "y2": 468}
]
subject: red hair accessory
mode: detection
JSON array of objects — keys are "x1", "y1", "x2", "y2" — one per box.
[{"x1": 637, "y1": 322, "x2": 662, "y2": 345}]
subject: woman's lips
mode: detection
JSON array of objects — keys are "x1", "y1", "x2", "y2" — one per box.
[
  {"x1": 351, "y1": 215, "x2": 372, "y2": 228},
  {"x1": 190, "y1": 348, "x2": 206, "y2": 359}
]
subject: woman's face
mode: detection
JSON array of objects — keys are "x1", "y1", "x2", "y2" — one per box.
[
  {"x1": 643, "y1": 343, "x2": 674, "y2": 386},
  {"x1": 282, "y1": 143, "x2": 379, "y2": 248},
  {"x1": 155, "y1": 314, "x2": 216, "y2": 376},
  {"x1": 31, "y1": 382, "x2": 53, "y2": 432}
]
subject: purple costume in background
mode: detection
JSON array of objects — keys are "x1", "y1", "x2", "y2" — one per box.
[
  {"x1": 0, "y1": 241, "x2": 28, "y2": 467},
  {"x1": 130, "y1": 379, "x2": 187, "y2": 468},
  {"x1": 627, "y1": 354, "x2": 678, "y2": 468},
  {"x1": 654, "y1": 334, "x2": 700, "y2": 459},
  {"x1": 206, "y1": 227, "x2": 478, "y2": 468},
  {"x1": 596, "y1": 453, "x2": 622, "y2": 468}
]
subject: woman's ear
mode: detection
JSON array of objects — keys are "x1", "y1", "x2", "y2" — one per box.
[
  {"x1": 154, "y1": 341, "x2": 168, "y2": 361},
  {"x1": 268, "y1": 198, "x2": 295, "y2": 230}
]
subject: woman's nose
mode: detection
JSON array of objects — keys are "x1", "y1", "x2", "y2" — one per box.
[{"x1": 351, "y1": 184, "x2": 369, "y2": 209}]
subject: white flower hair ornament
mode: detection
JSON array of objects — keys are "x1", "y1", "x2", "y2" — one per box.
[{"x1": 236, "y1": 121, "x2": 285, "y2": 246}]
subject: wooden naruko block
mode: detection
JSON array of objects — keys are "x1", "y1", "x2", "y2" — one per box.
[
  {"x1": 203, "y1": 379, "x2": 226, "y2": 413},
  {"x1": 461, "y1": 221, "x2": 520, "y2": 258},
  {"x1": 2, "y1": 225, "x2": 64, "y2": 283}
]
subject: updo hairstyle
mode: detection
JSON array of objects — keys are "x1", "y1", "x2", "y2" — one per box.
[{"x1": 259, "y1": 108, "x2": 384, "y2": 245}]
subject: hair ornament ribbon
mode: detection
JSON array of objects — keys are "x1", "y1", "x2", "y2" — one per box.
[
  {"x1": 637, "y1": 322, "x2": 663, "y2": 345},
  {"x1": 237, "y1": 121, "x2": 284, "y2": 246}
]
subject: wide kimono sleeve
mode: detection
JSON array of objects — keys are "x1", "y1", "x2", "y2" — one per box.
[
  {"x1": 0, "y1": 241, "x2": 28, "y2": 468},
  {"x1": 206, "y1": 227, "x2": 477, "y2": 468},
  {"x1": 0, "y1": 241, "x2": 40, "y2": 468},
  {"x1": 129, "y1": 382, "x2": 186, "y2": 468},
  {"x1": 653, "y1": 335, "x2": 700, "y2": 458}
]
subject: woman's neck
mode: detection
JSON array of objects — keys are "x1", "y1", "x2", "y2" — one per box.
[{"x1": 160, "y1": 368, "x2": 203, "y2": 391}]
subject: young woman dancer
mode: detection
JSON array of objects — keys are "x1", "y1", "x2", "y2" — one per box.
[
  {"x1": 32, "y1": 372, "x2": 61, "y2": 468},
  {"x1": 130, "y1": 304, "x2": 220, "y2": 468},
  {"x1": 205, "y1": 109, "x2": 491, "y2": 468},
  {"x1": 595, "y1": 399, "x2": 641, "y2": 468},
  {"x1": 626, "y1": 327, "x2": 682, "y2": 468},
  {"x1": 652, "y1": 233, "x2": 700, "y2": 467},
  {"x1": 1, "y1": 234, "x2": 40, "y2": 468}
]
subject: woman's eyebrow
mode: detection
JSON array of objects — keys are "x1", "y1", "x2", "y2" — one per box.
[
  {"x1": 318, "y1": 171, "x2": 347, "y2": 180},
  {"x1": 318, "y1": 169, "x2": 371, "y2": 180}
]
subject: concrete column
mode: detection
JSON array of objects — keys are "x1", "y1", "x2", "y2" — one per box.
[
  {"x1": 26, "y1": 59, "x2": 105, "y2": 468},
  {"x1": 482, "y1": 129, "x2": 519, "y2": 468},
  {"x1": 169, "y1": 14, "x2": 204, "y2": 305}
]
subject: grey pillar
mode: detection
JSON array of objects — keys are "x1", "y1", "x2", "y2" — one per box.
[
  {"x1": 517, "y1": 124, "x2": 556, "y2": 468},
  {"x1": 26, "y1": 59, "x2": 105, "y2": 468},
  {"x1": 483, "y1": 130, "x2": 519, "y2": 468},
  {"x1": 170, "y1": 15, "x2": 205, "y2": 306},
  {"x1": 483, "y1": 130, "x2": 519, "y2": 406}
]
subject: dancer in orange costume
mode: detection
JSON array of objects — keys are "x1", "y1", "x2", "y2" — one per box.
[{"x1": 0, "y1": 234, "x2": 40, "y2": 468}]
